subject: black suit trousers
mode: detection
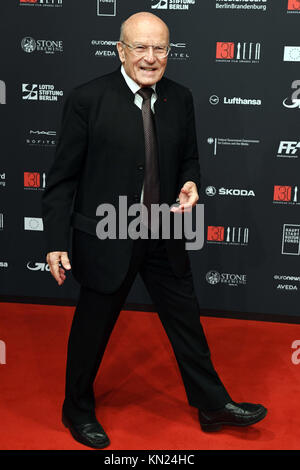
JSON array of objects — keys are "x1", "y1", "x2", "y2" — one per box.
[{"x1": 63, "y1": 236, "x2": 231, "y2": 423}]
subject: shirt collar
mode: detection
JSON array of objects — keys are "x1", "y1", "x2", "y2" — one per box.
[{"x1": 121, "y1": 65, "x2": 157, "y2": 95}]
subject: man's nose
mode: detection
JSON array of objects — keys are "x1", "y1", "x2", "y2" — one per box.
[{"x1": 144, "y1": 47, "x2": 156, "y2": 62}]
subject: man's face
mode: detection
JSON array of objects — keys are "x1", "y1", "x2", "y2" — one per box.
[{"x1": 117, "y1": 19, "x2": 169, "y2": 87}]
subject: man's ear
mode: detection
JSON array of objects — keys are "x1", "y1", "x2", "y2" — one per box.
[{"x1": 116, "y1": 42, "x2": 125, "y2": 63}]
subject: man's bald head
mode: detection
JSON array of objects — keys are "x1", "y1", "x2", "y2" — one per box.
[
  {"x1": 119, "y1": 12, "x2": 169, "y2": 44},
  {"x1": 117, "y1": 11, "x2": 170, "y2": 87}
]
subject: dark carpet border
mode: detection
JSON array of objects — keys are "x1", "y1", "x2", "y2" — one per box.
[{"x1": 0, "y1": 295, "x2": 300, "y2": 325}]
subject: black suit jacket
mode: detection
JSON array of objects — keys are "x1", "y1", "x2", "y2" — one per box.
[{"x1": 42, "y1": 67, "x2": 201, "y2": 293}]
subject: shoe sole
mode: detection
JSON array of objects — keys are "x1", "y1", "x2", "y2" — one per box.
[
  {"x1": 200, "y1": 408, "x2": 268, "y2": 432},
  {"x1": 62, "y1": 414, "x2": 111, "y2": 449}
]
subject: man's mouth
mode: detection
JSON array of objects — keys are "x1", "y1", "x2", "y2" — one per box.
[{"x1": 140, "y1": 67, "x2": 157, "y2": 72}]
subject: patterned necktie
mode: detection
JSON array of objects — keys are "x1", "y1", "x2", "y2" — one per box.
[{"x1": 137, "y1": 87, "x2": 160, "y2": 231}]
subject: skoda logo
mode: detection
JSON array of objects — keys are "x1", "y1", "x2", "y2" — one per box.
[
  {"x1": 205, "y1": 186, "x2": 216, "y2": 197},
  {"x1": 21, "y1": 37, "x2": 36, "y2": 53}
]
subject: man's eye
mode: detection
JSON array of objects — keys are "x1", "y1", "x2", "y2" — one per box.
[
  {"x1": 155, "y1": 47, "x2": 164, "y2": 52},
  {"x1": 135, "y1": 46, "x2": 146, "y2": 51}
]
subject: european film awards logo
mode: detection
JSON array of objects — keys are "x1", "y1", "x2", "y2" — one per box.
[
  {"x1": 216, "y1": 42, "x2": 261, "y2": 63},
  {"x1": 273, "y1": 185, "x2": 299, "y2": 205},
  {"x1": 287, "y1": 0, "x2": 300, "y2": 12},
  {"x1": 97, "y1": 0, "x2": 116, "y2": 16}
]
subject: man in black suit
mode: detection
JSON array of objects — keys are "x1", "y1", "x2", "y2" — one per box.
[{"x1": 42, "y1": 12, "x2": 267, "y2": 449}]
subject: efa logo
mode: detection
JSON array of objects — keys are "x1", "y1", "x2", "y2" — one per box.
[
  {"x1": 288, "y1": 0, "x2": 300, "y2": 10},
  {"x1": 216, "y1": 42, "x2": 234, "y2": 59},
  {"x1": 207, "y1": 226, "x2": 224, "y2": 242},
  {"x1": 274, "y1": 185, "x2": 292, "y2": 202}
]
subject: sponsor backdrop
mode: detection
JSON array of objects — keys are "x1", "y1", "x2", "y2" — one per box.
[{"x1": 1, "y1": 0, "x2": 300, "y2": 320}]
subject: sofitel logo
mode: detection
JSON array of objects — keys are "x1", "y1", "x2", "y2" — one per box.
[
  {"x1": 26, "y1": 130, "x2": 56, "y2": 147},
  {"x1": 216, "y1": 42, "x2": 261, "y2": 63}
]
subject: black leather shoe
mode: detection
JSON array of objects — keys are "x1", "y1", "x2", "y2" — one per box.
[
  {"x1": 199, "y1": 401, "x2": 267, "y2": 432},
  {"x1": 62, "y1": 412, "x2": 110, "y2": 449}
]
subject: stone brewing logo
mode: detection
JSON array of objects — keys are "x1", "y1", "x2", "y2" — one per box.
[
  {"x1": 21, "y1": 37, "x2": 63, "y2": 54},
  {"x1": 206, "y1": 270, "x2": 247, "y2": 287},
  {"x1": 21, "y1": 37, "x2": 36, "y2": 53}
]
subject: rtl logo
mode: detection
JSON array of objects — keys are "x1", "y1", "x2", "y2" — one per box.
[{"x1": 288, "y1": 0, "x2": 300, "y2": 10}]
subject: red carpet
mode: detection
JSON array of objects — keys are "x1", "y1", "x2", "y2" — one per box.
[{"x1": 0, "y1": 302, "x2": 300, "y2": 450}]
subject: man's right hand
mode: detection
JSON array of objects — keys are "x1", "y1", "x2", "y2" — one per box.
[{"x1": 46, "y1": 251, "x2": 71, "y2": 286}]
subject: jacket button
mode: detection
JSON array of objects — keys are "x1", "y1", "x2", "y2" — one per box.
[{"x1": 138, "y1": 165, "x2": 144, "y2": 170}]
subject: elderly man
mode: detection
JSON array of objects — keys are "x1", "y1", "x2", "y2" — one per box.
[{"x1": 42, "y1": 12, "x2": 267, "y2": 449}]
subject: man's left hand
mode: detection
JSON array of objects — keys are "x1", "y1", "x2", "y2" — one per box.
[{"x1": 171, "y1": 181, "x2": 199, "y2": 213}]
